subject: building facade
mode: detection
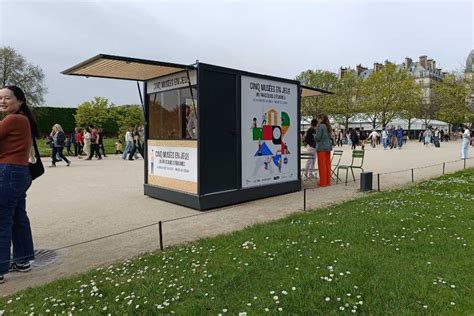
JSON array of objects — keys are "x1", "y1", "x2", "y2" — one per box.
[{"x1": 339, "y1": 55, "x2": 444, "y2": 108}]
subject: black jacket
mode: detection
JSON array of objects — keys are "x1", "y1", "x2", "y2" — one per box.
[{"x1": 304, "y1": 127, "x2": 316, "y2": 148}]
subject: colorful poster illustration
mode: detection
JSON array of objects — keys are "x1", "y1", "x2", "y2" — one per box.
[
  {"x1": 148, "y1": 145, "x2": 197, "y2": 182},
  {"x1": 241, "y1": 76, "x2": 298, "y2": 188}
]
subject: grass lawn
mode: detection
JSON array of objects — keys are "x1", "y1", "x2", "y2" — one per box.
[
  {"x1": 1, "y1": 169, "x2": 473, "y2": 314},
  {"x1": 37, "y1": 138, "x2": 119, "y2": 157}
]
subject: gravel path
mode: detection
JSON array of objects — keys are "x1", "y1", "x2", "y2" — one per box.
[{"x1": 1, "y1": 140, "x2": 472, "y2": 296}]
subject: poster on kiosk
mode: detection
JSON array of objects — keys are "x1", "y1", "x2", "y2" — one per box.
[{"x1": 241, "y1": 76, "x2": 298, "y2": 188}]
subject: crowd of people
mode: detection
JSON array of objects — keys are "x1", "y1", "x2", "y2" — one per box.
[
  {"x1": 303, "y1": 119, "x2": 473, "y2": 183},
  {"x1": 44, "y1": 125, "x2": 144, "y2": 167},
  {"x1": 314, "y1": 125, "x2": 408, "y2": 151}
]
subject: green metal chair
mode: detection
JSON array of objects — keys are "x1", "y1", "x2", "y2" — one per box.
[
  {"x1": 331, "y1": 150, "x2": 344, "y2": 181},
  {"x1": 337, "y1": 150, "x2": 365, "y2": 185}
]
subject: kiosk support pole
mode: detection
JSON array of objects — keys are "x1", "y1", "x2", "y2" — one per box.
[
  {"x1": 136, "y1": 81, "x2": 144, "y2": 109},
  {"x1": 185, "y1": 70, "x2": 198, "y2": 119}
]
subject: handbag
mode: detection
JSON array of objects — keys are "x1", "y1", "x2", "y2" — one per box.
[{"x1": 29, "y1": 137, "x2": 44, "y2": 180}]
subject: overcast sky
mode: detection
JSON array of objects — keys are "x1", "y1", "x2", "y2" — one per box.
[{"x1": 1, "y1": 0, "x2": 472, "y2": 107}]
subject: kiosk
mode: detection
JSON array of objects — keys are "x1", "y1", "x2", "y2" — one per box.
[{"x1": 63, "y1": 54, "x2": 331, "y2": 210}]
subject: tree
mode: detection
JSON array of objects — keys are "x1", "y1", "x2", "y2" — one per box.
[
  {"x1": 398, "y1": 80, "x2": 424, "y2": 134},
  {"x1": 110, "y1": 105, "x2": 144, "y2": 138},
  {"x1": 0, "y1": 46, "x2": 47, "y2": 106},
  {"x1": 433, "y1": 73, "x2": 473, "y2": 132},
  {"x1": 75, "y1": 97, "x2": 111, "y2": 128},
  {"x1": 362, "y1": 64, "x2": 419, "y2": 128},
  {"x1": 296, "y1": 70, "x2": 338, "y2": 118},
  {"x1": 332, "y1": 72, "x2": 363, "y2": 129}
]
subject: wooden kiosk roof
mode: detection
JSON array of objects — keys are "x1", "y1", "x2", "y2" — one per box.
[{"x1": 62, "y1": 54, "x2": 333, "y2": 96}]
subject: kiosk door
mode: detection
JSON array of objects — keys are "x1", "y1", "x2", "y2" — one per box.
[{"x1": 198, "y1": 65, "x2": 238, "y2": 194}]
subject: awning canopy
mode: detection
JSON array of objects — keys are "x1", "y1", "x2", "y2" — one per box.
[
  {"x1": 300, "y1": 85, "x2": 333, "y2": 97},
  {"x1": 61, "y1": 54, "x2": 194, "y2": 81},
  {"x1": 62, "y1": 54, "x2": 334, "y2": 97}
]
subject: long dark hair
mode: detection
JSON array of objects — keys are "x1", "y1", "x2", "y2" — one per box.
[
  {"x1": 3, "y1": 85, "x2": 40, "y2": 137},
  {"x1": 317, "y1": 113, "x2": 332, "y2": 134}
]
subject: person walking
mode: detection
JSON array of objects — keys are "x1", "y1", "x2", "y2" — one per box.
[
  {"x1": 359, "y1": 128, "x2": 367, "y2": 150},
  {"x1": 50, "y1": 124, "x2": 71, "y2": 167},
  {"x1": 75, "y1": 128, "x2": 83, "y2": 157},
  {"x1": 315, "y1": 113, "x2": 332, "y2": 187},
  {"x1": 423, "y1": 128, "x2": 432, "y2": 146},
  {"x1": 349, "y1": 129, "x2": 359, "y2": 150},
  {"x1": 71, "y1": 128, "x2": 77, "y2": 156},
  {"x1": 65, "y1": 137, "x2": 73, "y2": 155},
  {"x1": 98, "y1": 128, "x2": 107, "y2": 157},
  {"x1": 336, "y1": 129, "x2": 343, "y2": 147},
  {"x1": 381, "y1": 127, "x2": 389, "y2": 150},
  {"x1": 433, "y1": 128, "x2": 441, "y2": 148},
  {"x1": 73, "y1": 127, "x2": 82, "y2": 156},
  {"x1": 82, "y1": 127, "x2": 91, "y2": 158},
  {"x1": 128, "y1": 127, "x2": 144, "y2": 160},
  {"x1": 460, "y1": 125, "x2": 470, "y2": 159},
  {"x1": 86, "y1": 126, "x2": 102, "y2": 160},
  {"x1": 0, "y1": 86, "x2": 38, "y2": 284},
  {"x1": 396, "y1": 126, "x2": 404, "y2": 149},
  {"x1": 368, "y1": 129, "x2": 379, "y2": 148},
  {"x1": 303, "y1": 118, "x2": 317, "y2": 179},
  {"x1": 122, "y1": 127, "x2": 134, "y2": 160}
]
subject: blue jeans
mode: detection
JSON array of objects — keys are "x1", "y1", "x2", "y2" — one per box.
[
  {"x1": 122, "y1": 141, "x2": 133, "y2": 159},
  {"x1": 0, "y1": 164, "x2": 34, "y2": 274},
  {"x1": 382, "y1": 138, "x2": 388, "y2": 149},
  {"x1": 397, "y1": 137, "x2": 403, "y2": 148}
]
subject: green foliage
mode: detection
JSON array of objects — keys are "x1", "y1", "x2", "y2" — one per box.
[
  {"x1": 74, "y1": 97, "x2": 143, "y2": 137},
  {"x1": 332, "y1": 72, "x2": 364, "y2": 129},
  {"x1": 296, "y1": 70, "x2": 338, "y2": 118},
  {"x1": 397, "y1": 81, "x2": 424, "y2": 131},
  {"x1": 362, "y1": 64, "x2": 420, "y2": 128},
  {"x1": 296, "y1": 70, "x2": 363, "y2": 129},
  {"x1": 0, "y1": 46, "x2": 47, "y2": 106},
  {"x1": 434, "y1": 73, "x2": 473, "y2": 126},
  {"x1": 74, "y1": 97, "x2": 111, "y2": 128},
  {"x1": 32, "y1": 107, "x2": 77, "y2": 136},
  {"x1": 109, "y1": 105, "x2": 144, "y2": 138}
]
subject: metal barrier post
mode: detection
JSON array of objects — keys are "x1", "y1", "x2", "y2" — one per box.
[
  {"x1": 411, "y1": 168, "x2": 414, "y2": 183},
  {"x1": 377, "y1": 173, "x2": 380, "y2": 192},
  {"x1": 159, "y1": 221, "x2": 164, "y2": 251},
  {"x1": 303, "y1": 189, "x2": 306, "y2": 211},
  {"x1": 464, "y1": 159, "x2": 466, "y2": 169},
  {"x1": 443, "y1": 162, "x2": 445, "y2": 175}
]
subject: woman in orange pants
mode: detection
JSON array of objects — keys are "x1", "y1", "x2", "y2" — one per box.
[{"x1": 315, "y1": 113, "x2": 333, "y2": 187}]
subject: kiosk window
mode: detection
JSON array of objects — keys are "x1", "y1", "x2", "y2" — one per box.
[{"x1": 148, "y1": 87, "x2": 197, "y2": 140}]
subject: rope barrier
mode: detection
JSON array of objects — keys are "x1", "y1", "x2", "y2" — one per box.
[{"x1": 1, "y1": 157, "x2": 472, "y2": 266}]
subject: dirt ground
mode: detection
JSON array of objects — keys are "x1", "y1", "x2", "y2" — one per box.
[{"x1": 1, "y1": 140, "x2": 472, "y2": 296}]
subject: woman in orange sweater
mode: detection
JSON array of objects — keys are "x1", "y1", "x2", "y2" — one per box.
[
  {"x1": 0, "y1": 86, "x2": 39, "y2": 284},
  {"x1": 314, "y1": 113, "x2": 333, "y2": 187}
]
